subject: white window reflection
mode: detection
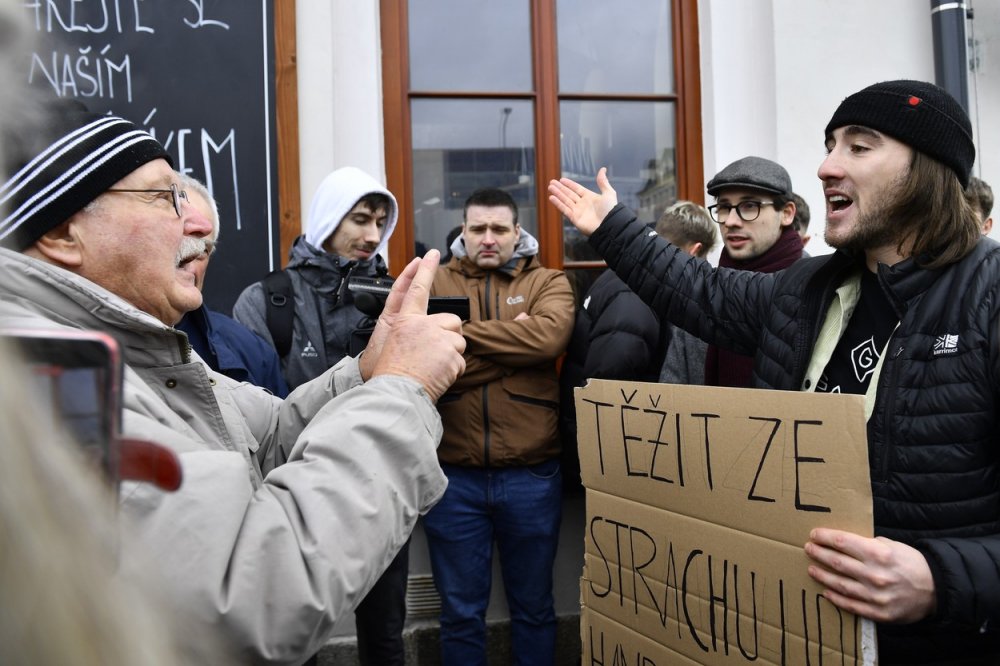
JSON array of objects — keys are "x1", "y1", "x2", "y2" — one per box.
[
  {"x1": 409, "y1": 0, "x2": 532, "y2": 92},
  {"x1": 561, "y1": 100, "x2": 676, "y2": 261},
  {"x1": 557, "y1": 0, "x2": 673, "y2": 94}
]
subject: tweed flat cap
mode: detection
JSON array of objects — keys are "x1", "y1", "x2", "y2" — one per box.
[{"x1": 706, "y1": 156, "x2": 792, "y2": 197}]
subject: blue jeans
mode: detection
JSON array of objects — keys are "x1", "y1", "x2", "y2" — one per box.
[{"x1": 423, "y1": 460, "x2": 562, "y2": 666}]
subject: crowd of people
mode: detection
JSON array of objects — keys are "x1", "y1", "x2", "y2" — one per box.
[{"x1": 0, "y1": 4, "x2": 997, "y2": 661}]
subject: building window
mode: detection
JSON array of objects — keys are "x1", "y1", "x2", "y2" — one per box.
[{"x1": 381, "y1": 0, "x2": 702, "y2": 298}]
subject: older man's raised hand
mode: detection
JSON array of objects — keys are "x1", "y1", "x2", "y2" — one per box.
[{"x1": 360, "y1": 250, "x2": 465, "y2": 402}]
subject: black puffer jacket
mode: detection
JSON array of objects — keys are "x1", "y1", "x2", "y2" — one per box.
[
  {"x1": 591, "y1": 203, "x2": 1000, "y2": 665},
  {"x1": 559, "y1": 269, "x2": 665, "y2": 415},
  {"x1": 559, "y1": 268, "x2": 666, "y2": 488}
]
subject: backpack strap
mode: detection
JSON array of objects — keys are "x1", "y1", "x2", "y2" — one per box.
[{"x1": 262, "y1": 269, "x2": 294, "y2": 358}]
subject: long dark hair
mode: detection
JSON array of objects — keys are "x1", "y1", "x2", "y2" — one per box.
[{"x1": 886, "y1": 152, "x2": 980, "y2": 269}]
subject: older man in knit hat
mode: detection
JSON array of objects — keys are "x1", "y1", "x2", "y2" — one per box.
[
  {"x1": 234, "y1": 167, "x2": 409, "y2": 665},
  {"x1": 550, "y1": 79, "x2": 998, "y2": 665},
  {"x1": 0, "y1": 105, "x2": 466, "y2": 664}
]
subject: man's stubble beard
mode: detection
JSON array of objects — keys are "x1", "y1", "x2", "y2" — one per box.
[{"x1": 827, "y1": 170, "x2": 909, "y2": 253}]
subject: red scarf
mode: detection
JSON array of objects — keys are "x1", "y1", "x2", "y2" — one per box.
[{"x1": 704, "y1": 226, "x2": 803, "y2": 387}]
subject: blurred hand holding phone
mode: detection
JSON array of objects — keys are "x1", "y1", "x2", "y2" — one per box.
[{"x1": 3, "y1": 329, "x2": 182, "y2": 492}]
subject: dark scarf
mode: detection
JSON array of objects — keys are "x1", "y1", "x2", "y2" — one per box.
[{"x1": 704, "y1": 226, "x2": 803, "y2": 387}]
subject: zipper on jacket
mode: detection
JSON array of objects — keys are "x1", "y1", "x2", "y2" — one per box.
[
  {"x1": 792, "y1": 257, "x2": 855, "y2": 388},
  {"x1": 482, "y1": 382, "x2": 492, "y2": 467},
  {"x1": 872, "y1": 342, "x2": 904, "y2": 483},
  {"x1": 793, "y1": 275, "x2": 833, "y2": 387},
  {"x1": 872, "y1": 266, "x2": 903, "y2": 484},
  {"x1": 336, "y1": 262, "x2": 358, "y2": 306},
  {"x1": 482, "y1": 271, "x2": 493, "y2": 467}
]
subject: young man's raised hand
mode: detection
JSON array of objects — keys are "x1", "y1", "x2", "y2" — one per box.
[{"x1": 547, "y1": 166, "x2": 619, "y2": 237}]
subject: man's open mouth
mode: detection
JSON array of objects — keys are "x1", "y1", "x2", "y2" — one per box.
[{"x1": 828, "y1": 194, "x2": 853, "y2": 212}]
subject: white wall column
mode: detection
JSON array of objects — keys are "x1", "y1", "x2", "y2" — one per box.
[
  {"x1": 296, "y1": 0, "x2": 386, "y2": 229},
  {"x1": 699, "y1": 0, "x2": 779, "y2": 187}
]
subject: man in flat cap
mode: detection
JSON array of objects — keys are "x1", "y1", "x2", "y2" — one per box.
[
  {"x1": 0, "y1": 105, "x2": 466, "y2": 664},
  {"x1": 703, "y1": 155, "x2": 802, "y2": 387},
  {"x1": 550, "y1": 79, "x2": 998, "y2": 665}
]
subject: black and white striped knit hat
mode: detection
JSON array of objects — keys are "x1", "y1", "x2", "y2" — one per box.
[{"x1": 0, "y1": 111, "x2": 172, "y2": 250}]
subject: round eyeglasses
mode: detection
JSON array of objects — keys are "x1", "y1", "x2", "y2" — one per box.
[
  {"x1": 707, "y1": 200, "x2": 775, "y2": 224},
  {"x1": 105, "y1": 183, "x2": 190, "y2": 218}
]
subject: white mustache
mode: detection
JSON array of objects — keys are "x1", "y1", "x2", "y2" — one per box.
[{"x1": 176, "y1": 237, "x2": 210, "y2": 265}]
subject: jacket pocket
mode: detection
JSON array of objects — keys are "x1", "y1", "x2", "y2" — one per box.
[{"x1": 501, "y1": 374, "x2": 559, "y2": 411}]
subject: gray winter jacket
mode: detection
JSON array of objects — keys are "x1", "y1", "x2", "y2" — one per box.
[
  {"x1": 659, "y1": 323, "x2": 707, "y2": 385},
  {"x1": 233, "y1": 237, "x2": 388, "y2": 389},
  {"x1": 0, "y1": 248, "x2": 446, "y2": 666}
]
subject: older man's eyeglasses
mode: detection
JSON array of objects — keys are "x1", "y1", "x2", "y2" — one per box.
[
  {"x1": 707, "y1": 200, "x2": 775, "y2": 224},
  {"x1": 105, "y1": 183, "x2": 190, "y2": 218}
]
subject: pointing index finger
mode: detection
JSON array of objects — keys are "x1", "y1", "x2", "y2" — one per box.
[
  {"x1": 380, "y1": 255, "x2": 420, "y2": 318},
  {"x1": 398, "y1": 249, "x2": 441, "y2": 315}
]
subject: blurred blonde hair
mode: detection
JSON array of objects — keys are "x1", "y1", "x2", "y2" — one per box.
[
  {"x1": 0, "y1": 6, "x2": 231, "y2": 663},
  {"x1": 655, "y1": 200, "x2": 718, "y2": 258},
  {"x1": 0, "y1": 338, "x2": 233, "y2": 664}
]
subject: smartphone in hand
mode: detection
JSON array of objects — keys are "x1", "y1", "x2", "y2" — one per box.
[{"x1": 4, "y1": 329, "x2": 123, "y2": 486}]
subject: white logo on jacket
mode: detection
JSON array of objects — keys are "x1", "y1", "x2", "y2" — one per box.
[
  {"x1": 301, "y1": 340, "x2": 319, "y2": 358},
  {"x1": 933, "y1": 334, "x2": 959, "y2": 356},
  {"x1": 506, "y1": 295, "x2": 525, "y2": 306}
]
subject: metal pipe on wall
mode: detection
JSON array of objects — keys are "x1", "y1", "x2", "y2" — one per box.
[{"x1": 930, "y1": 0, "x2": 971, "y2": 112}]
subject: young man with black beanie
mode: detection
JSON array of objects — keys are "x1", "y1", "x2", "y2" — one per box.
[{"x1": 550, "y1": 79, "x2": 998, "y2": 665}]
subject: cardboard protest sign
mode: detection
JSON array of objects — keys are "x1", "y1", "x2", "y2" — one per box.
[{"x1": 576, "y1": 380, "x2": 877, "y2": 666}]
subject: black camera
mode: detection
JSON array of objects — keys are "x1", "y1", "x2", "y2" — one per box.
[{"x1": 347, "y1": 275, "x2": 470, "y2": 321}]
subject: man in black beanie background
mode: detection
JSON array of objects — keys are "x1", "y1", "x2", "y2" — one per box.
[{"x1": 550, "y1": 79, "x2": 998, "y2": 665}]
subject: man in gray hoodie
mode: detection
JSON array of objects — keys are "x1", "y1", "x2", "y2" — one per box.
[
  {"x1": 235, "y1": 167, "x2": 398, "y2": 389},
  {"x1": 234, "y1": 167, "x2": 409, "y2": 664}
]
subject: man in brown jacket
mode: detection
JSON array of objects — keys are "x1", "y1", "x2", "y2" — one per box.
[{"x1": 426, "y1": 187, "x2": 574, "y2": 664}]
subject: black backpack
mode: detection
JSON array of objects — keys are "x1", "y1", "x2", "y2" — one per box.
[
  {"x1": 262, "y1": 269, "x2": 295, "y2": 358},
  {"x1": 260, "y1": 268, "x2": 378, "y2": 360}
]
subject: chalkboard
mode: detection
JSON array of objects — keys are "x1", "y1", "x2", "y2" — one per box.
[{"x1": 22, "y1": 0, "x2": 283, "y2": 315}]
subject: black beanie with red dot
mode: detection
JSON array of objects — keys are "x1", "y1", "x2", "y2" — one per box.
[{"x1": 824, "y1": 79, "x2": 975, "y2": 188}]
